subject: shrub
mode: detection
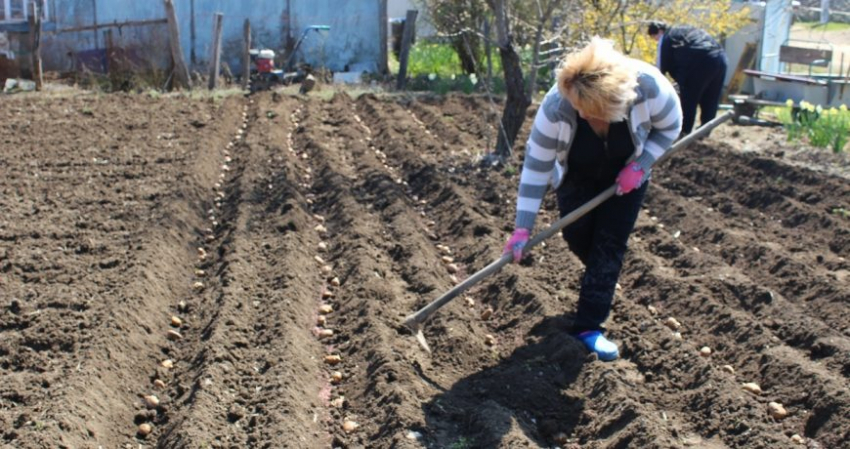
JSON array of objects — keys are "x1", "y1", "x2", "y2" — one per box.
[{"x1": 779, "y1": 100, "x2": 849, "y2": 153}]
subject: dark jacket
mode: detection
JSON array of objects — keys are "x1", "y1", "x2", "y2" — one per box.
[{"x1": 659, "y1": 26, "x2": 726, "y2": 82}]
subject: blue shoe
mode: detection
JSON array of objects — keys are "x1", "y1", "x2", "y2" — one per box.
[{"x1": 574, "y1": 330, "x2": 619, "y2": 361}]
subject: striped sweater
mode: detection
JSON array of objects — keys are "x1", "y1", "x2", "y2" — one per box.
[{"x1": 515, "y1": 59, "x2": 683, "y2": 231}]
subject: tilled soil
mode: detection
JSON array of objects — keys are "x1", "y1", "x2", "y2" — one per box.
[{"x1": 1, "y1": 91, "x2": 848, "y2": 449}]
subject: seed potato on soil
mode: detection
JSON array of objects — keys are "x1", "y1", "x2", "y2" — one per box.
[
  {"x1": 0, "y1": 91, "x2": 848, "y2": 449},
  {"x1": 137, "y1": 423, "x2": 153, "y2": 437}
]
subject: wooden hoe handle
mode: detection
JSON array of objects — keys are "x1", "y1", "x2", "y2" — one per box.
[{"x1": 403, "y1": 112, "x2": 734, "y2": 337}]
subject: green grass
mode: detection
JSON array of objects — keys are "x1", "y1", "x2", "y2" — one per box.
[
  {"x1": 795, "y1": 21, "x2": 850, "y2": 32},
  {"x1": 409, "y1": 43, "x2": 463, "y2": 77},
  {"x1": 449, "y1": 437, "x2": 474, "y2": 449},
  {"x1": 390, "y1": 41, "x2": 477, "y2": 78},
  {"x1": 389, "y1": 40, "x2": 555, "y2": 95}
]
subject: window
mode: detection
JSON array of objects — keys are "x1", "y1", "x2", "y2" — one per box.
[
  {"x1": 10, "y1": 1, "x2": 25, "y2": 21},
  {"x1": 0, "y1": 0, "x2": 48, "y2": 23}
]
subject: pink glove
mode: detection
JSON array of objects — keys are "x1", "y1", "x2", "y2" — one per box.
[
  {"x1": 616, "y1": 162, "x2": 646, "y2": 195},
  {"x1": 503, "y1": 228, "x2": 530, "y2": 263}
]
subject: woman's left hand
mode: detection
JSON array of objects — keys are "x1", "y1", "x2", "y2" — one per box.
[{"x1": 616, "y1": 162, "x2": 645, "y2": 195}]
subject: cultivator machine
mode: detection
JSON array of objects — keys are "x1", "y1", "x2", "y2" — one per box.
[{"x1": 248, "y1": 25, "x2": 329, "y2": 94}]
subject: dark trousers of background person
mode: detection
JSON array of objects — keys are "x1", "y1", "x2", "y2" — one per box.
[
  {"x1": 556, "y1": 178, "x2": 648, "y2": 333},
  {"x1": 677, "y1": 55, "x2": 728, "y2": 135}
]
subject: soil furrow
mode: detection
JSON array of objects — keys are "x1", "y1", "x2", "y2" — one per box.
[
  {"x1": 290, "y1": 95, "x2": 435, "y2": 446},
  {"x1": 637, "y1": 187, "x2": 850, "y2": 374},
  {"x1": 155, "y1": 94, "x2": 328, "y2": 448},
  {"x1": 0, "y1": 94, "x2": 242, "y2": 447},
  {"x1": 619, "y1": 249, "x2": 844, "y2": 447},
  {"x1": 3, "y1": 91, "x2": 848, "y2": 449}
]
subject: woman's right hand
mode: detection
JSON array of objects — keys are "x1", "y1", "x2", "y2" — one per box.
[{"x1": 503, "y1": 228, "x2": 530, "y2": 263}]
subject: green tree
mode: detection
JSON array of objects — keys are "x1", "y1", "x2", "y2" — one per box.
[{"x1": 581, "y1": 0, "x2": 751, "y2": 63}]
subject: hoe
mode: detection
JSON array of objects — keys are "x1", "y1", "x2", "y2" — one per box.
[{"x1": 404, "y1": 111, "x2": 741, "y2": 352}]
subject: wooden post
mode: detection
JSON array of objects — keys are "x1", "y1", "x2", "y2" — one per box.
[
  {"x1": 725, "y1": 41, "x2": 758, "y2": 100},
  {"x1": 284, "y1": 0, "x2": 294, "y2": 61},
  {"x1": 104, "y1": 29, "x2": 114, "y2": 71},
  {"x1": 242, "y1": 19, "x2": 251, "y2": 90},
  {"x1": 395, "y1": 9, "x2": 418, "y2": 90},
  {"x1": 208, "y1": 12, "x2": 224, "y2": 90},
  {"x1": 163, "y1": 0, "x2": 192, "y2": 90},
  {"x1": 379, "y1": 0, "x2": 388, "y2": 75},
  {"x1": 484, "y1": 18, "x2": 493, "y2": 89},
  {"x1": 190, "y1": 0, "x2": 197, "y2": 64},
  {"x1": 28, "y1": 1, "x2": 43, "y2": 91},
  {"x1": 821, "y1": 0, "x2": 830, "y2": 24},
  {"x1": 91, "y1": 0, "x2": 99, "y2": 49}
]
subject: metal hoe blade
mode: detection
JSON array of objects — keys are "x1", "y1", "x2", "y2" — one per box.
[{"x1": 412, "y1": 326, "x2": 432, "y2": 354}]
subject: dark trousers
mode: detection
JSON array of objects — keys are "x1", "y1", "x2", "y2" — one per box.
[
  {"x1": 677, "y1": 56, "x2": 727, "y2": 135},
  {"x1": 557, "y1": 179, "x2": 648, "y2": 332}
]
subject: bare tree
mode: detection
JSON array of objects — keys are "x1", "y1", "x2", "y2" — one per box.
[
  {"x1": 486, "y1": 0, "x2": 530, "y2": 161},
  {"x1": 420, "y1": 0, "x2": 574, "y2": 163},
  {"x1": 526, "y1": 0, "x2": 560, "y2": 100},
  {"x1": 486, "y1": 0, "x2": 567, "y2": 162},
  {"x1": 419, "y1": 0, "x2": 488, "y2": 75}
]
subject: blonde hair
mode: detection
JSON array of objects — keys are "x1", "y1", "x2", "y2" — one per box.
[{"x1": 557, "y1": 37, "x2": 638, "y2": 122}]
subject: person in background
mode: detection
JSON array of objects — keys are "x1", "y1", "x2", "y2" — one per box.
[
  {"x1": 503, "y1": 37, "x2": 682, "y2": 361},
  {"x1": 648, "y1": 21, "x2": 727, "y2": 136}
]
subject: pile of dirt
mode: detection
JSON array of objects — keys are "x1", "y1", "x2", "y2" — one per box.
[{"x1": 1, "y1": 91, "x2": 847, "y2": 448}]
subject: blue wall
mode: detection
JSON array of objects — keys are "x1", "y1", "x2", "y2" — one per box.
[{"x1": 41, "y1": 0, "x2": 383, "y2": 74}]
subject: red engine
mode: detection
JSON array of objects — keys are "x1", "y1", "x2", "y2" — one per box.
[{"x1": 256, "y1": 49, "x2": 276, "y2": 73}]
